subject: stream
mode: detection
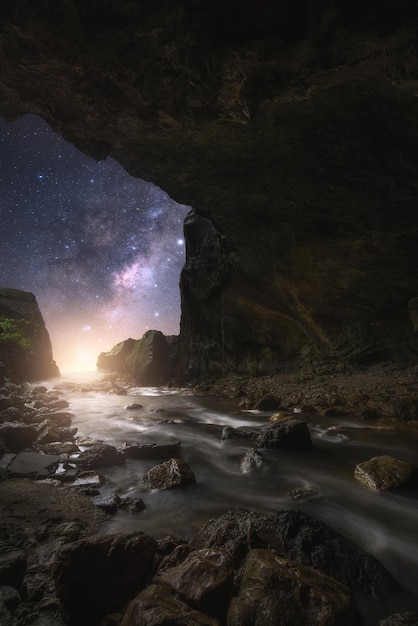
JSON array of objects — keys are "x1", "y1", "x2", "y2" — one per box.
[{"x1": 48, "y1": 372, "x2": 418, "y2": 623}]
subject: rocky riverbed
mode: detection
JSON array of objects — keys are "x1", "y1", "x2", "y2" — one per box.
[{"x1": 1, "y1": 365, "x2": 418, "y2": 625}]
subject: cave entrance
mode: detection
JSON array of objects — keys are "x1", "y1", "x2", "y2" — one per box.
[{"x1": 0, "y1": 114, "x2": 190, "y2": 372}]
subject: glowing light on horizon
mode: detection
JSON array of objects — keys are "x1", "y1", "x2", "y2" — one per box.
[{"x1": 1, "y1": 114, "x2": 190, "y2": 375}]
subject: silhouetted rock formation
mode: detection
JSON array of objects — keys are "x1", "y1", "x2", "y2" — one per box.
[
  {"x1": 97, "y1": 329, "x2": 173, "y2": 385},
  {"x1": 0, "y1": 288, "x2": 59, "y2": 382}
]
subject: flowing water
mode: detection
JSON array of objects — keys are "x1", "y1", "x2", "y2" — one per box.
[{"x1": 46, "y1": 373, "x2": 418, "y2": 623}]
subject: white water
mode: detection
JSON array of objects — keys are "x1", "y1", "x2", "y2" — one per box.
[{"x1": 45, "y1": 372, "x2": 418, "y2": 622}]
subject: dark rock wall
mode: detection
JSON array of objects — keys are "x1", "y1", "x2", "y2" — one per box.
[
  {"x1": 0, "y1": 288, "x2": 59, "y2": 381},
  {"x1": 1, "y1": 1, "x2": 418, "y2": 378}
]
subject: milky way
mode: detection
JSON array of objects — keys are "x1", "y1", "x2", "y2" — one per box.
[{"x1": 0, "y1": 114, "x2": 190, "y2": 371}]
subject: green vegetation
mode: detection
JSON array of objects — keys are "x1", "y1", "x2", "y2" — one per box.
[{"x1": 0, "y1": 317, "x2": 32, "y2": 350}]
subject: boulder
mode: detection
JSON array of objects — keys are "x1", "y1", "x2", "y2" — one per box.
[
  {"x1": 7, "y1": 452, "x2": 61, "y2": 479},
  {"x1": 35, "y1": 420, "x2": 77, "y2": 445},
  {"x1": 68, "y1": 470, "x2": 104, "y2": 490},
  {"x1": 240, "y1": 448, "x2": 266, "y2": 473},
  {"x1": 143, "y1": 458, "x2": 196, "y2": 490},
  {"x1": 354, "y1": 455, "x2": 418, "y2": 493},
  {"x1": 199, "y1": 508, "x2": 279, "y2": 560},
  {"x1": 54, "y1": 532, "x2": 158, "y2": 626},
  {"x1": 257, "y1": 418, "x2": 313, "y2": 450},
  {"x1": 41, "y1": 412, "x2": 74, "y2": 428},
  {"x1": 0, "y1": 423, "x2": 38, "y2": 452},
  {"x1": 221, "y1": 426, "x2": 259, "y2": 443},
  {"x1": 120, "y1": 495, "x2": 146, "y2": 514},
  {"x1": 0, "y1": 288, "x2": 59, "y2": 382},
  {"x1": 91, "y1": 492, "x2": 121, "y2": 513},
  {"x1": 275, "y1": 508, "x2": 395, "y2": 597},
  {"x1": 154, "y1": 548, "x2": 233, "y2": 616},
  {"x1": 120, "y1": 583, "x2": 219, "y2": 626},
  {"x1": 227, "y1": 548, "x2": 363, "y2": 626},
  {"x1": 74, "y1": 443, "x2": 125, "y2": 469}
]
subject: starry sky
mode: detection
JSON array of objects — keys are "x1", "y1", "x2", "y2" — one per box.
[{"x1": 0, "y1": 114, "x2": 190, "y2": 372}]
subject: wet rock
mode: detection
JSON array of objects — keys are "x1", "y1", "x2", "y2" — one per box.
[
  {"x1": 0, "y1": 549, "x2": 27, "y2": 589},
  {"x1": 69, "y1": 470, "x2": 104, "y2": 490},
  {"x1": 257, "y1": 417, "x2": 312, "y2": 450},
  {"x1": 0, "y1": 396, "x2": 25, "y2": 411},
  {"x1": 227, "y1": 548, "x2": 363, "y2": 626},
  {"x1": 125, "y1": 403, "x2": 143, "y2": 410},
  {"x1": 120, "y1": 583, "x2": 219, "y2": 626},
  {"x1": 8, "y1": 452, "x2": 61, "y2": 479},
  {"x1": 35, "y1": 420, "x2": 77, "y2": 445},
  {"x1": 156, "y1": 543, "x2": 196, "y2": 571},
  {"x1": 287, "y1": 486, "x2": 320, "y2": 501},
  {"x1": 42, "y1": 412, "x2": 74, "y2": 427},
  {"x1": 54, "y1": 531, "x2": 158, "y2": 626},
  {"x1": 120, "y1": 496, "x2": 146, "y2": 514},
  {"x1": 240, "y1": 448, "x2": 265, "y2": 473},
  {"x1": 74, "y1": 443, "x2": 125, "y2": 469},
  {"x1": 379, "y1": 612, "x2": 418, "y2": 625},
  {"x1": 0, "y1": 423, "x2": 38, "y2": 452},
  {"x1": 199, "y1": 508, "x2": 279, "y2": 560},
  {"x1": 144, "y1": 458, "x2": 196, "y2": 490},
  {"x1": 221, "y1": 426, "x2": 259, "y2": 443},
  {"x1": 39, "y1": 441, "x2": 79, "y2": 456},
  {"x1": 92, "y1": 492, "x2": 121, "y2": 513},
  {"x1": 253, "y1": 393, "x2": 281, "y2": 411},
  {"x1": 47, "y1": 399, "x2": 69, "y2": 410},
  {"x1": 123, "y1": 439, "x2": 181, "y2": 460},
  {"x1": 275, "y1": 508, "x2": 395, "y2": 597},
  {"x1": 268, "y1": 410, "x2": 290, "y2": 422},
  {"x1": 354, "y1": 455, "x2": 418, "y2": 493},
  {"x1": 154, "y1": 547, "x2": 233, "y2": 616}
]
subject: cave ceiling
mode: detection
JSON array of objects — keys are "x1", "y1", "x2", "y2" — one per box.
[{"x1": 1, "y1": 0, "x2": 418, "y2": 374}]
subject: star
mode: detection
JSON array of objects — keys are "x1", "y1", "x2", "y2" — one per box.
[{"x1": 0, "y1": 113, "x2": 190, "y2": 372}]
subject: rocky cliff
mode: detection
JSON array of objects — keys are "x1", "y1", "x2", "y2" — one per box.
[
  {"x1": 1, "y1": 1, "x2": 418, "y2": 379},
  {"x1": 97, "y1": 330, "x2": 176, "y2": 385},
  {"x1": 0, "y1": 288, "x2": 59, "y2": 382}
]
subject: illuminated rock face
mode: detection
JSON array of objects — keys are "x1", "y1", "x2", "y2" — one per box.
[
  {"x1": 1, "y1": 2, "x2": 418, "y2": 379},
  {"x1": 97, "y1": 330, "x2": 172, "y2": 385},
  {"x1": 0, "y1": 288, "x2": 59, "y2": 382}
]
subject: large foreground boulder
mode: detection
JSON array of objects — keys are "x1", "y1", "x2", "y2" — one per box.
[
  {"x1": 0, "y1": 288, "x2": 59, "y2": 382},
  {"x1": 121, "y1": 583, "x2": 219, "y2": 626},
  {"x1": 275, "y1": 508, "x2": 395, "y2": 597},
  {"x1": 54, "y1": 532, "x2": 158, "y2": 626},
  {"x1": 227, "y1": 548, "x2": 363, "y2": 626}
]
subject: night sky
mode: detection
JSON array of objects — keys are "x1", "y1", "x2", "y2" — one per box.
[{"x1": 0, "y1": 114, "x2": 190, "y2": 372}]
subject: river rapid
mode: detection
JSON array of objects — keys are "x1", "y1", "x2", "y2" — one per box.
[{"x1": 46, "y1": 372, "x2": 418, "y2": 623}]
